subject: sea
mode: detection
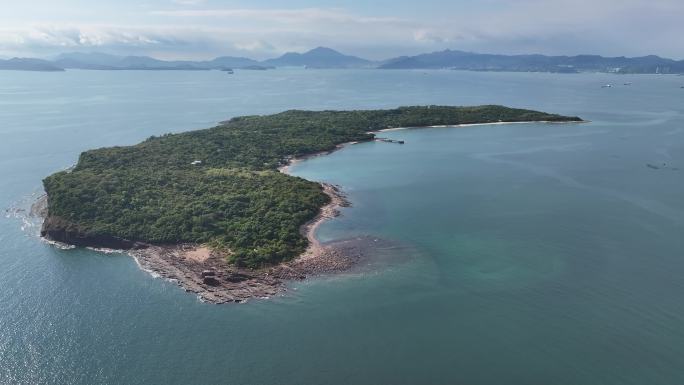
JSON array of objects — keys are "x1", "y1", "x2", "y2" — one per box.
[{"x1": 1, "y1": 68, "x2": 684, "y2": 384}]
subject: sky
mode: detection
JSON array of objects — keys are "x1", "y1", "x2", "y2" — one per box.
[{"x1": 0, "y1": 0, "x2": 681, "y2": 60}]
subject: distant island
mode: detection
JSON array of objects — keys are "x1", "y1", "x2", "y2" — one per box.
[
  {"x1": 0, "y1": 58, "x2": 64, "y2": 72},
  {"x1": 378, "y1": 49, "x2": 684, "y2": 74},
  {"x1": 3, "y1": 47, "x2": 684, "y2": 73},
  {"x1": 262, "y1": 47, "x2": 371, "y2": 68},
  {"x1": 40, "y1": 105, "x2": 582, "y2": 303},
  {"x1": 240, "y1": 65, "x2": 275, "y2": 71}
]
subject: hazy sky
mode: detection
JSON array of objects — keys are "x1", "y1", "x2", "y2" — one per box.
[{"x1": 0, "y1": 0, "x2": 681, "y2": 60}]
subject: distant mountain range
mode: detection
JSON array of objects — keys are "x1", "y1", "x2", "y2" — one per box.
[
  {"x1": 46, "y1": 47, "x2": 369, "y2": 71},
  {"x1": 0, "y1": 58, "x2": 64, "y2": 72},
  {"x1": 52, "y1": 52, "x2": 260, "y2": 70},
  {"x1": 2, "y1": 47, "x2": 683, "y2": 74},
  {"x1": 261, "y1": 47, "x2": 371, "y2": 68},
  {"x1": 379, "y1": 49, "x2": 684, "y2": 74}
]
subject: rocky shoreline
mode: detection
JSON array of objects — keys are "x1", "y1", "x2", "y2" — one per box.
[
  {"x1": 127, "y1": 183, "x2": 356, "y2": 303},
  {"x1": 37, "y1": 182, "x2": 360, "y2": 304}
]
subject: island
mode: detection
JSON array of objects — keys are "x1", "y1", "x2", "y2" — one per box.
[
  {"x1": 40, "y1": 105, "x2": 583, "y2": 303},
  {"x1": 240, "y1": 65, "x2": 275, "y2": 71},
  {"x1": 0, "y1": 58, "x2": 65, "y2": 72}
]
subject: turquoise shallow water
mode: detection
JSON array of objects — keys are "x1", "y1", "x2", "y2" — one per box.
[{"x1": 2, "y1": 69, "x2": 684, "y2": 384}]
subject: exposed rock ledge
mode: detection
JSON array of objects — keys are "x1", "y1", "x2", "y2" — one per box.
[{"x1": 129, "y1": 237, "x2": 364, "y2": 304}]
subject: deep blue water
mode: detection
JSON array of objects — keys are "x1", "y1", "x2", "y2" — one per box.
[{"x1": 1, "y1": 69, "x2": 684, "y2": 384}]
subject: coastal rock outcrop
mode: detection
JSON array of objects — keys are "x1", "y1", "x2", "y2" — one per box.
[
  {"x1": 37, "y1": 183, "x2": 359, "y2": 304},
  {"x1": 202, "y1": 276, "x2": 220, "y2": 286},
  {"x1": 41, "y1": 215, "x2": 148, "y2": 250}
]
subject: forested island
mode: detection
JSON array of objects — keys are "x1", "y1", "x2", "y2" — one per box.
[{"x1": 40, "y1": 106, "x2": 582, "y2": 302}]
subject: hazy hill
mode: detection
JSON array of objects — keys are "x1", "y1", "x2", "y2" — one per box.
[
  {"x1": 0, "y1": 58, "x2": 64, "y2": 72},
  {"x1": 54, "y1": 52, "x2": 207, "y2": 70},
  {"x1": 262, "y1": 47, "x2": 372, "y2": 68},
  {"x1": 54, "y1": 52, "x2": 261, "y2": 70},
  {"x1": 380, "y1": 49, "x2": 684, "y2": 73}
]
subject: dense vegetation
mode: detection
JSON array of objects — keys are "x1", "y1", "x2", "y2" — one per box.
[{"x1": 43, "y1": 106, "x2": 581, "y2": 267}]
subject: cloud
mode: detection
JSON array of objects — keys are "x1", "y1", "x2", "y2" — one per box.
[
  {"x1": 0, "y1": 2, "x2": 683, "y2": 60},
  {"x1": 150, "y1": 8, "x2": 407, "y2": 27},
  {"x1": 0, "y1": 23, "x2": 305, "y2": 59},
  {"x1": 233, "y1": 40, "x2": 276, "y2": 52},
  {"x1": 0, "y1": 25, "x2": 163, "y2": 49},
  {"x1": 0, "y1": 8, "x2": 420, "y2": 59},
  {"x1": 454, "y1": 0, "x2": 684, "y2": 56},
  {"x1": 413, "y1": 30, "x2": 459, "y2": 44},
  {"x1": 172, "y1": 0, "x2": 205, "y2": 5}
]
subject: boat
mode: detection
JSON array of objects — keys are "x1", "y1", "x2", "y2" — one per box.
[
  {"x1": 623, "y1": 82, "x2": 632, "y2": 86},
  {"x1": 601, "y1": 84, "x2": 613, "y2": 88}
]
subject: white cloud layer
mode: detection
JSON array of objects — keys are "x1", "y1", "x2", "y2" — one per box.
[{"x1": 0, "y1": 1, "x2": 682, "y2": 60}]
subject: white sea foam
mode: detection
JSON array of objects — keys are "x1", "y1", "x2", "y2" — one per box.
[
  {"x1": 40, "y1": 237, "x2": 76, "y2": 250},
  {"x1": 86, "y1": 246, "x2": 125, "y2": 254},
  {"x1": 129, "y1": 253, "x2": 161, "y2": 278}
]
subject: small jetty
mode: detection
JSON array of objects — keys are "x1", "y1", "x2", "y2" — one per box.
[{"x1": 375, "y1": 137, "x2": 405, "y2": 144}]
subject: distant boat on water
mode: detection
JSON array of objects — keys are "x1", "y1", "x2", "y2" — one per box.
[
  {"x1": 602, "y1": 84, "x2": 613, "y2": 88},
  {"x1": 221, "y1": 68, "x2": 234, "y2": 74}
]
